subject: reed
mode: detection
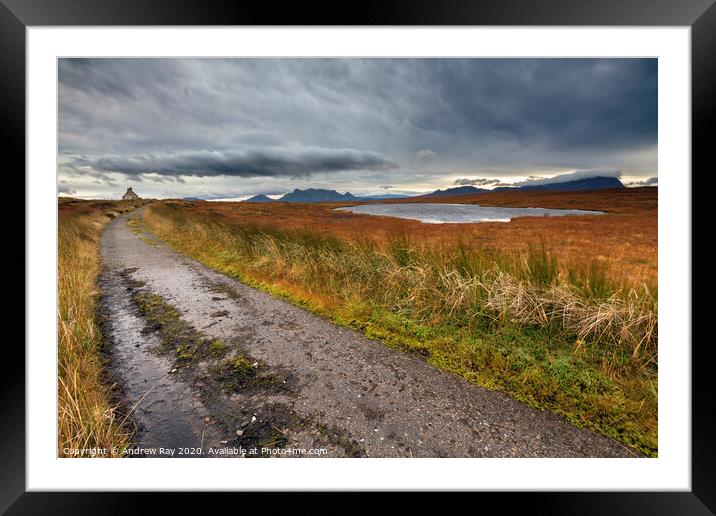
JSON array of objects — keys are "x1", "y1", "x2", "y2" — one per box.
[{"x1": 57, "y1": 199, "x2": 145, "y2": 457}]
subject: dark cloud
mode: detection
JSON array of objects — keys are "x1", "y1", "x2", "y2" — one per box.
[
  {"x1": 143, "y1": 173, "x2": 186, "y2": 184},
  {"x1": 62, "y1": 161, "x2": 116, "y2": 183},
  {"x1": 416, "y1": 59, "x2": 657, "y2": 153},
  {"x1": 68, "y1": 147, "x2": 397, "y2": 179}
]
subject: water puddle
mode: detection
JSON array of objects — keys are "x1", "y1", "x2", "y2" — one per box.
[{"x1": 335, "y1": 203, "x2": 604, "y2": 224}]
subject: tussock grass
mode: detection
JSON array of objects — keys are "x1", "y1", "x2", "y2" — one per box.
[
  {"x1": 58, "y1": 199, "x2": 146, "y2": 456},
  {"x1": 143, "y1": 202, "x2": 658, "y2": 455}
]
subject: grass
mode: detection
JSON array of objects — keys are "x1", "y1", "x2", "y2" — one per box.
[
  {"x1": 57, "y1": 198, "x2": 148, "y2": 457},
  {"x1": 141, "y1": 190, "x2": 658, "y2": 456}
]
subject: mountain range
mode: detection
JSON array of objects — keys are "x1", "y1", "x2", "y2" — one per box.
[
  {"x1": 424, "y1": 176, "x2": 625, "y2": 197},
  {"x1": 245, "y1": 188, "x2": 358, "y2": 203},
  {"x1": 242, "y1": 176, "x2": 627, "y2": 203},
  {"x1": 243, "y1": 188, "x2": 412, "y2": 203}
]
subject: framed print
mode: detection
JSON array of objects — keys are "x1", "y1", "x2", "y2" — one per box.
[{"x1": 3, "y1": 0, "x2": 711, "y2": 512}]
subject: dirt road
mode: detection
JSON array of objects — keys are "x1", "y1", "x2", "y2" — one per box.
[{"x1": 99, "y1": 210, "x2": 633, "y2": 457}]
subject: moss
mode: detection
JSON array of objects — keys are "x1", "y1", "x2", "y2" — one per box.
[
  {"x1": 212, "y1": 356, "x2": 283, "y2": 394},
  {"x1": 130, "y1": 290, "x2": 227, "y2": 364},
  {"x1": 208, "y1": 338, "x2": 226, "y2": 356},
  {"x1": 231, "y1": 356, "x2": 253, "y2": 372}
]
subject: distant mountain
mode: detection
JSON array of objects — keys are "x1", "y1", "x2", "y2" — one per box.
[
  {"x1": 244, "y1": 194, "x2": 275, "y2": 203},
  {"x1": 517, "y1": 176, "x2": 625, "y2": 192},
  {"x1": 426, "y1": 176, "x2": 625, "y2": 197},
  {"x1": 426, "y1": 186, "x2": 491, "y2": 196},
  {"x1": 243, "y1": 176, "x2": 624, "y2": 204},
  {"x1": 277, "y1": 188, "x2": 358, "y2": 203},
  {"x1": 242, "y1": 190, "x2": 410, "y2": 203}
]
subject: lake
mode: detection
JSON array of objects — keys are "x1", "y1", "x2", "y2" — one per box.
[{"x1": 335, "y1": 203, "x2": 605, "y2": 224}]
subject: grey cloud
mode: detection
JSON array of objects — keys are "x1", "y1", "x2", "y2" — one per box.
[
  {"x1": 454, "y1": 178, "x2": 510, "y2": 187},
  {"x1": 420, "y1": 59, "x2": 657, "y2": 153},
  {"x1": 59, "y1": 59, "x2": 657, "y2": 161},
  {"x1": 62, "y1": 161, "x2": 117, "y2": 183},
  {"x1": 58, "y1": 181, "x2": 76, "y2": 195},
  {"x1": 626, "y1": 176, "x2": 658, "y2": 186},
  {"x1": 141, "y1": 173, "x2": 186, "y2": 184},
  {"x1": 416, "y1": 149, "x2": 436, "y2": 161},
  {"x1": 69, "y1": 147, "x2": 398, "y2": 179}
]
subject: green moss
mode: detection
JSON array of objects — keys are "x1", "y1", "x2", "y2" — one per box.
[
  {"x1": 212, "y1": 356, "x2": 283, "y2": 393},
  {"x1": 231, "y1": 356, "x2": 253, "y2": 372},
  {"x1": 131, "y1": 290, "x2": 226, "y2": 364},
  {"x1": 209, "y1": 338, "x2": 226, "y2": 356}
]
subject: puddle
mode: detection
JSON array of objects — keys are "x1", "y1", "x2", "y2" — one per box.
[{"x1": 335, "y1": 203, "x2": 605, "y2": 224}]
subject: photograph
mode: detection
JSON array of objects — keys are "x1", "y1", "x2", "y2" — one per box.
[{"x1": 57, "y1": 57, "x2": 659, "y2": 460}]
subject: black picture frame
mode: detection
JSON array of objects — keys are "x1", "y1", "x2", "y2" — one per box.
[{"x1": 3, "y1": 0, "x2": 710, "y2": 512}]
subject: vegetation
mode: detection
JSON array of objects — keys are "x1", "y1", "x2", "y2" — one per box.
[
  {"x1": 132, "y1": 290, "x2": 218, "y2": 363},
  {"x1": 141, "y1": 188, "x2": 658, "y2": 456},
  {"x1": 57, "y1": 198, "x2": 148, "y2": 457},
  {"x1": 212, "y1": 355, "x2": 283, "y2": 393}
]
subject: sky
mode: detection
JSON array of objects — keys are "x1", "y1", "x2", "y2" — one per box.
[{"x1": 58, "y1": 58, "x2": 658, "y2": 200}]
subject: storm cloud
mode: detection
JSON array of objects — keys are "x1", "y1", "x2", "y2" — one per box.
[
  {"x1": 69, "y1": 147, "x2": 397, "y2": 178},
  {"x1": 454, "y1": 178, "x2": 510, "y2": 187},
  {"x1": 58, "y1": 58, "x2": 657, "y2": 199}
]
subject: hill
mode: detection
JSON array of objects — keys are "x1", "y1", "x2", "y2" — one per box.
[
  {"x1": 427, "y1": 186, "x2": 491, "y2": 196},
  {"x1": 516, "y1": 176, "x2": 625, "y2": 192},
  {"x1": 244, "y1": 194, "x2": 275, "y2": 203},
  {"x1": 425, "y1": 176, "x2": 625, "y2": 198},
  {"x1": 278, "y1": 188, "x2": 357, "y2": 203}
]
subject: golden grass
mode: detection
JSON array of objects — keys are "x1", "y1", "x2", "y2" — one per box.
[
  {"x1": 177, "y1": 187, "x2": 657, "y2": 286},
  {"x1": 483, "y1": 272, "x2": 657, "y2": 361},
  {"x1": 57, "y1": 198, "x2": 147, "y2": 457}
]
